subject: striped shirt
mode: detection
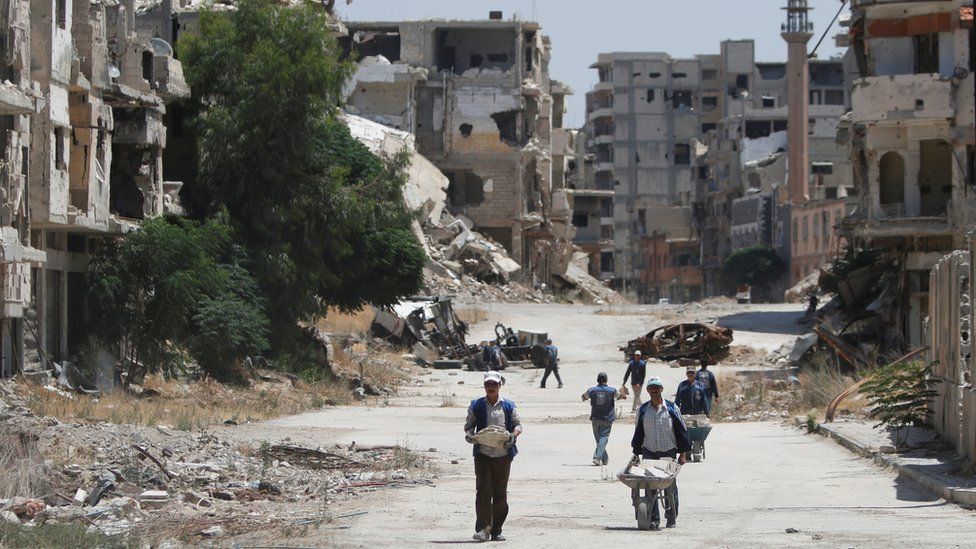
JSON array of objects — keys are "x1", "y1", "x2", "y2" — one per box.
[{"x1": 641, "y1": 402, "x2": 677, "y2": 452}]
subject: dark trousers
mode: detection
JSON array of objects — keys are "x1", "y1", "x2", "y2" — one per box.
[
  {"x1": 640, "y1": 448, "x2": 679, "y2": 522},
  {"x1": 474, "y1": 454, "x2": 512, "y2": 535},
  {"x1": 540, "y1": 363, "x2": 562, "y2": 387}
]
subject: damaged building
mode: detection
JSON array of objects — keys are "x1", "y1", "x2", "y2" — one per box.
[
  {"x1": 836, "y1": 0, "x2": 975, "y2": 347},
  {"x1": 0, "y1": 0, "x2": 187, "y2": 377},
  {"x1": 339, "y1": 14, "x2": 580, "y2": 289},
  {"x1": 694, "y1": 31, "x2": 857, "y2": 298}
]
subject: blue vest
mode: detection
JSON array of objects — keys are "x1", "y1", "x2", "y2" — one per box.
[
  {"x1": 587, "y1": 385, "x2": 617, "y2": 422},
  {"x1": 471, "y1": 397, "x2": 518, "y2": 459}
]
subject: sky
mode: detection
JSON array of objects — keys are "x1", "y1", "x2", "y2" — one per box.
[{"x1": 335, "y1": 0, "x2": 850, "y2": 128}]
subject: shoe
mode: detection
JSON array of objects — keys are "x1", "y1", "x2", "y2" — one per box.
[
  {"x1": 666, "y1": 519, "x2": 676, "y2": 528},
  {"x1": 558, "y1": 383, "x2": 563, "y2": 388},
  {"x1": 473, "y1": 530, "x2": 490, "y2": 542},
  {"x1": 649, "y1": 522, "x2": 660, "y2": 531},
  {"x1": 491, "y1": 533, "x2": 506, "y2": 541},
  {"x1": 592, "y1": 458, "x2": 601, "y2": 466},
  {"x1": 539, "y1": 384, "x2": 546, "y2": 389}
]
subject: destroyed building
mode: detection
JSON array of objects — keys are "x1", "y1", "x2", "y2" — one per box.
[
  {"x1": 582, "y1": 52, "x2": 720, "y2": 301},
  {"x1": 836, "y1": 0, "x2": 975, "y2": 347},
  {"x1": 693, "y1": 34, "x2": 857, "y2": 298},
  {"x1": 339, "y1": 14, "x2": 579, "y2": 289},
  {"x1": 0, "y1": 0, "x2": 187, "y2": 377},
  {"x1": 567, "y1": 122, "x2": 614, "y2": 281}
]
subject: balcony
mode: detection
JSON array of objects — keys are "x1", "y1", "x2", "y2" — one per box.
[
  {"x1": 851, "y1": 74, "x2": 953, "y2": 123},
  {"x1": 588, "y1": 107, "x2": 613, "y2": 122},
  {"x1": 593, "y1": 81, "x2": 613, "y2": 94},
  {"x1": 152, "y1": 55, "x2": 190, "y2": 101},
  {"x1": 592, "y1": 134, "x2": 613, "y2": 146},
  {"x1": 594, "y1": 162, "x2": 614, "y2": 173},
  {"x1": 0, "y1": 83, "x2": 35, "y2": 115}
]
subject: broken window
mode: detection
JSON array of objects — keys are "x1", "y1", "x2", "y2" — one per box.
[
  {"x1": 702, "y1": 69, "x2": 718, "y2": 80},
  {"x1": 701, "y1": 123, "x2": 716, "y2": 134},
  {"x1": 348, "y1": 30, "x2": 401, "y2": 61},
  {"x1": 673, "y1": 144, "x2": 690, "y2": 166},
  {"x1": 761, "y1": 95, "x2": 775, "y2": 108},
  {"x1": 735, "y1": 74, "x2": 749, "y2": 90},
  {"x1": 745, "y1": 120, "x2": 772, "y2": 139},
  {"x1": 56, "y1": 0, "x2": 67, "y2": 29},
  {"x1": 697, "y1": 166, "x2": 710, "y2": 179},
  {"x1": 491, "y1": 111, "x2": 519, "y2": 145},
  {"x1": 572, "y1": 213, "x2": 589, "y2": 227},
  {"x1": 671, "y1": 90, "x2": 692, "y2": 110},
  {"x1": 825, "y1": 187, "x2": 838, "y2": 199},
  {"x1": 649, "y1": 72, "x2": 662, "y2": 78},
  {"x1": 879, "y1": 151, "x2": 905, "y2": 207},
  {"x1": 913, "y1": 33, "x2": 939, "y2": 74},
  {"x1": 772, "y1": 120, "x2": 788, "y2": 133},
  {"x1": 918, "y1": 139, "x2": 951, "y2": 216},
  {"x1": 446, "y1": 170, "x2": 485, "y2": 208},
  {"x1": 487, "y1": 53, "x2": 508, "y2": 64},
  {"x1": 142, "y1": 51, "x2": 154, "y2": 85},
  {"x1": 824, "y1": 89, "x2": 844, "y2": 105},
  {"x1": 470, "y1": 54, "x2": 483, "y2": 68},
  {"x1": 757, "y1": 63, "x2": 786, "y2": 80},
  {"x1": 673, "y1": 72, "x2": 687, "y2": 78},
  {"x1": 811, "y1": 162, "x2": 833, "y2": 175},
  {"x1": 646, "y1": 89, "x2": 655, "y2": 103},
  {"x1": 702, "y1": 96, "x2": 717, "y2": 110},
  {"x1": 600, "y1": 252, "x2": 613, "y2": 272}
]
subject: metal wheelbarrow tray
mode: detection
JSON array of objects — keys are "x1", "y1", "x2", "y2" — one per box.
[{"x1": 618, "y1": 458, "x2": 681, "y2": 530}]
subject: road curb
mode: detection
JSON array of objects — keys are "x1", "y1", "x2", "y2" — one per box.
[{"x1": 815, "y1": 423, "x2": 976, "y2": 508}]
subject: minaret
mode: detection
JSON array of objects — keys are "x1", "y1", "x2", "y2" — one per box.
[{"x1": 781, "y1": 0, "x2": 813, "y2": 204}]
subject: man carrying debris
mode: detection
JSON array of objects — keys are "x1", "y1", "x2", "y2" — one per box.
[
  {"x1": 675, "y1": 366, "x2": 710, "y2": 416},
  {"x1": 631, "y1": 377, "x2": 690, "y2": 530},
  {"x1": 623, "y1": 350, "x2": 648, "y2": 412},
  {"x1": 582, "y1": 372, "x2": 624, "y2": 465},
  {"x1": 539, "y1": 339, "x2": 563, "y2": 389},
  {"x1": 695, "y1": 360, "x2": 719, "y2": 413},
  {"x1": 464, "y1": 371, "x2": 522, "y2": 542}
]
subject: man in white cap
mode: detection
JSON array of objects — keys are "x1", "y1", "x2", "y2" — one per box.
[
  {"x1": 464, "y1": 371, "x2": 522, "y2": 542},
  {"x1": 623, "y1": 350, "x2": 648, "y2": 412},
  {"x1": 631, "y1": 376, "x2": 690, "y2": 530}
]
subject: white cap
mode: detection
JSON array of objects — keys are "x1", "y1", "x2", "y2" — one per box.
[
  {"x1": 484, "y1": 371, "x2": 503, "y2": 384},
  {"x1": 634, "y1": 350, "x2": 642, "y2": 356},
  {"x1": 646, "y1": 376, "x2": 664, "y2": 388}
]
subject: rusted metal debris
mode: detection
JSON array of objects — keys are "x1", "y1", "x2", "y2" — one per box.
[
  {"x1": 620, "y1": 323, "x2": 733, "y2": 364},
  {"x1": 263, "y1": 444, "x2": 366, "y2": 470},
  {"x1": 370, "y1": 296, "x2": 478, "y2": 361}
]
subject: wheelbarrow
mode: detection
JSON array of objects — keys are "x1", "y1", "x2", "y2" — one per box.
[
  {"x1": 617, "y1": 458, "x2": 681, "y2": 530},
  {"x1": 685, "y1": 414, "x2": 712, "y2": 462}
]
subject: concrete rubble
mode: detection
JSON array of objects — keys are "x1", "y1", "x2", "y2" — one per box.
[{"x1": 0, "y1": 379, "x2": 434, "y2": 542}]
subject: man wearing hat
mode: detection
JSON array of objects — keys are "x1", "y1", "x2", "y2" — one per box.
[
  {"x1": 623, "y1": 351, "x2": 648, "y2": 412},
  {"x1": 675, "y1": 365, "x2": 710, "y2": 416},
  {"x1": 631, "y1": 376, "x2": 691, "y2": 530},
  {"x1": 581, "y1": 372, "x2": 625, "y2": 465},
  {"x1": 464, "y1": 371, "x2": 522, "y2": 542}
]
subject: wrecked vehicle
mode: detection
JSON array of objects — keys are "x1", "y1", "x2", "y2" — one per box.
[
  {"x1": 621, "y1": 323, "x2": 733, "y2": 364},
  {"x1": 493, "y1": 323, "x2": 550, "y2": 365},
  {"x1": 370, "y1": 296, "x2": 478, "y2": 363}
]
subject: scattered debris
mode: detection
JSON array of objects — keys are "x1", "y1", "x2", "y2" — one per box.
[{"x1": 370, "y1": 296, "x2": 478, "y2": 364}]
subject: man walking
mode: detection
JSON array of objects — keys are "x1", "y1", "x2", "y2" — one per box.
[
  {"x1": 675, "y1": 366, "x2": 710, "y2": 416},
  {"x1": 631, "y1": 377, "x2": 691, "y2": 530},
  {"x1": 464, "y1": 371, "x2": 522, "y2": 542},
  {"x1": 539, "y1": 339, "x2": 563, "y2": 389},
  {"x1": 695, "y1": 360, "x2": 719, "y2": 413},
  {"x1": 623, "y1": 351, "x2": 647, "y2": 412},
  {"x1": 581, "y1": 372, "x2": 623, "y2": 465}
]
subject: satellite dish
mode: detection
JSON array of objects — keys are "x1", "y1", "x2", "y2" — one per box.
[
  {"x1": 108, "y1": 65, "x2": 121, "y2": 79},
  {"x1": 148, "y1": 37, "x2": 173, "y2": 57}
]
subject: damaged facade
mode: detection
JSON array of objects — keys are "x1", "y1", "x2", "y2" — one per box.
[
  {"x1": 340, "y1": 15, "x2": 580, "y2": 289},
  {"x1": 838, "y1": 0, "x2": 975, "y2": 347},
  {"x1": 583, "y1": 52, "x2": 718, "y2": 301},
  {"x1": 0, "y1": 0, "x2": 187, "y2": 377},
  {"x1": 694, "y1": 35, "x2": 856, "y2": 298}
]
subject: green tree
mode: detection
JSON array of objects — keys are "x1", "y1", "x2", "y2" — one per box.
[
  {"x1": 88, "y1": 216, "x2": 269, "y2": 383},
  {"x1": 719, "y1": 246, "x2": 787, "y2": 295},
  {"x1": 179, "y1": 0, "x2": 425, "y2": 352},
  {"x1": 860, "y1": 360, "x2": 939, "y2": 447}
]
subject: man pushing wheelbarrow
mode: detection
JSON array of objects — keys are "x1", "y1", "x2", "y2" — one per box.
[{"x1": 626, "y1": 376, "x2": 691, "y2": 530}]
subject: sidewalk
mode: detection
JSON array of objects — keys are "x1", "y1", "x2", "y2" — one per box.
[{"x1": 815, "y1": 418, "x2": 976, "y2": 507}]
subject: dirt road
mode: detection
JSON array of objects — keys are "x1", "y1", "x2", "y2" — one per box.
[{"x1": 259, "y1": 303, "x2": 974, "y2": 547}]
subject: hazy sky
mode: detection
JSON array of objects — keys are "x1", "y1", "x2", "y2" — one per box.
[{"x1": 335, "y1": 0, "x2": 850, "y2": 127}]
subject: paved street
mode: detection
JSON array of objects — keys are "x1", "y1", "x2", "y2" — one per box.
[{"x1": 262, "y1": 304, "x2": 974, "y2": 547}]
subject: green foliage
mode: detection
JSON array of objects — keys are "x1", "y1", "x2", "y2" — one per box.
[
  {"x1": 0, "y1": 521, "x2": 139, "y2": 549},
  {"x1": 179, "y1": 0, "x2": 425, "y2": 354},
  {"x1": 719, "y1": 246, "x2": 787, "y2": 292},
  {"x1": 860, "y1": 360, "x2": 939, "y2": 446},
  {"x1": 89, "y1": 216, "x2": 269, "y2": 382}
]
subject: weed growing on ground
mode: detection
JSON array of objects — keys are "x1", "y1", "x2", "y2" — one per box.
[
  {"x1": 440, "y1": 387, "x2": 457, "y2": 407},
  {"x1": 0, "y1": 426, "x2": 49, "y2": 500},
  {"x1": 0, "y1": 522, "x2": 138, "y2": 549}
]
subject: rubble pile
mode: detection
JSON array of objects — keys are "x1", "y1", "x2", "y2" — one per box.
[{"x1": 0, "y1": 381, "x2": 432, "y2": 543}]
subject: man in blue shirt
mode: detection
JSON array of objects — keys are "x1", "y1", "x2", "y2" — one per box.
[
  {"x1": 623, "y1": 351, "x2": 648, "y2": 412},
  {"x1": 675, "y1": 366, "x2": 710, "y2": 416},
  {"x1": 539, "y1": 339, "x2": 563, "y2": 389},
  {"x1": 581, "y1": 372, "x2": 624, "y2": 465},
  {"x1": 464, "y1": 371, "x2": 522, "y2": 542},
  {"x1": 695, "y1": 360, "x2": 719, "y2": 413}
]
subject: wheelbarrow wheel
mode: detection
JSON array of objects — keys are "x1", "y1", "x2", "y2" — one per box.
[{"x1": 636, "y1": 502, "x2": 651, "y2": 530}]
